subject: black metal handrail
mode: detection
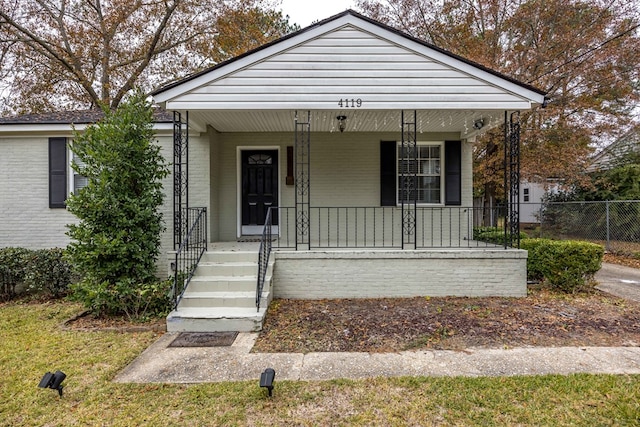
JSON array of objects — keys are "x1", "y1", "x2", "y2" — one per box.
[
  {"x1": 171, "y1": 207, "x2": 207, "y2": 309},
  {"x1": 256, "y1": 207, "x2": 273, "y2": 311}
]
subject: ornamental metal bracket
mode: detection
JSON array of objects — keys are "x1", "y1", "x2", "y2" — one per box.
[
  {"x1": 173, "y1": 111, "x2": 189, "y2": 250},
  {"x1": 401, "y1": 110, "x2": 417, "y2": 249},
  {"x1": 295, "y1": 111, "x2": 311, "y2": 250},
  {"x1": 504, "y1": 111, "x2": 521, "y2": 248}
]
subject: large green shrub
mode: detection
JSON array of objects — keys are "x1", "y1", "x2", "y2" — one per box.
[
  {"x1": 521, "y1": 239, "x2": 604, "y2": 293},
  {"x1": 65, "y1": 92, "x2": 170, "y2": 318}
]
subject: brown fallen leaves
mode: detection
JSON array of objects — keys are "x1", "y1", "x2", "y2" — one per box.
[
  {"x1": 253, "y1": 288, "x2": 640, "y2": 353},
  {"x1": 605, "y1": 253, "x2": 640, "y2": 269}
]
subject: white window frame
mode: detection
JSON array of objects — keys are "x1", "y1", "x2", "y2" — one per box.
[
  {"x1": 396, "y1": 141, "x2": 445, "y2": 206},
  {"x1": 67, "y1": 143, "x2": 88, "y2": 195}
]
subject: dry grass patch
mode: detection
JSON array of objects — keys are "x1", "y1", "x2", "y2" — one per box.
[{"x1": 254, "y1": 288, "x2": 640, "y2": 353}]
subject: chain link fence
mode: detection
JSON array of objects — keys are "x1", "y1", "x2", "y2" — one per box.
[{"x1": 524, "y1": 201, "x2": 640, "y2": 255}]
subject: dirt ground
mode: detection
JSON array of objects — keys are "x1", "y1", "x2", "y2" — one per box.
[{"x1": 252, "y1": 287, "x2": 640, "y2": 353}]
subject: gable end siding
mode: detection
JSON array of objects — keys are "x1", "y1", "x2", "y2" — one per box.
[{"x1": 166, "y1": 26, "x2": 534, "y2": 110}]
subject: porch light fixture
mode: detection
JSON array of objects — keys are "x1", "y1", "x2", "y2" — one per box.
[
  {"x1": 260, "y1": 368, "x2": 275, "y2": 397},
  {"x1": 38, "y1": 370, "x2": 66, "y2": 397},
  {"x1": 473, "y1": 119, "x2": 485, "y2": 130},
  {"x1": 336, "y1": 115, "x2": 347, "y2": 133}
]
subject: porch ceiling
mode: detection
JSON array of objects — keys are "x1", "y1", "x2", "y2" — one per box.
[{"x1": 189, "y1": 109, "x2": 507, "y2": 137}]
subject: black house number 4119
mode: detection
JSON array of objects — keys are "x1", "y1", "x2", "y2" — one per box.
[{"x1": 338, "y1": 98, "x2": 362, "y2": 108}]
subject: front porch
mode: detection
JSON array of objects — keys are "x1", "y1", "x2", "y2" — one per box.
[
  {"x1": 166, "y1": 241, "x2": 526, "y2": 332},
  {"x1": 155, "y1": 10, "x2": 546, "y2": 332}
]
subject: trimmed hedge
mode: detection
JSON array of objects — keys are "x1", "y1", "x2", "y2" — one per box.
[
  {"x1": 23, "y1": 248, "x2": 73, "y2": 298},
  {"x1": 520, "y1": 239, "x2": 604, "y2": 293},
  {"x1": 0, "y1": 247, "x2": 31, "y2": 299},
  {"x1": 474, "y1": 227, "x2": 529, "y2": 245},
  {"x1": 0, "y1": 247, "x2": 73, "y2": 300}
]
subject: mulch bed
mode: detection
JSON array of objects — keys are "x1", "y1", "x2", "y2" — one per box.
[
  {"x1": 62, "y1": 256, "x2": 640, "y2": 353},
  {"x1": 253, "y1": 288, "x2": 640, "y2": 353},
  {"x1": 63, "y1": 311, "x2": 166, "y2": 333}
]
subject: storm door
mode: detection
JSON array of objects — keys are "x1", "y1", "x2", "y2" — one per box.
[{"x1": 241, "y1": 150, "x2": 279, "y2": 235}]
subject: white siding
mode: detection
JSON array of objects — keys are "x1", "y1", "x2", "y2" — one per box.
[{"x1": 165, "y1": 26, "x2": 536, "y2": 111}]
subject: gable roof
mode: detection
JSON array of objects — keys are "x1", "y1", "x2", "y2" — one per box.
[
  {"x1": 153, "y1": 10, "x2": 545, "y2": 112},
  {"x1": 590, "y1": 128, "x2": 640, "y2": 171}
]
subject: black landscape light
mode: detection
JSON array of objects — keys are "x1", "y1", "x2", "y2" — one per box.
[
  {"x1": 38, "y1": 370, "x2": 66, "y2": 397},
  {"x1": 260, "y1": 368, "x2": 275, "y2": 397}
]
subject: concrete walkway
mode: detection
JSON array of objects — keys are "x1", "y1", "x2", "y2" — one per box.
[
  {"x1": 114, "y1": 332, "x2": 640, "y2": 383},
  {"x1": 595, "y1": 262, "x2": 640, "y2": 303},
  {"x1": 113, "y1": 262, "x2": 640, "y2": 384}
]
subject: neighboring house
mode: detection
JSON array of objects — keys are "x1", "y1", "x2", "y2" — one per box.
[
  {"x1": 589, "y1": 128, "x2": 640, "y2": 172},
  {"x1": 1, "y1": 10, "x2": 545, "y2": 331},
  {"x1": 519, "y1": 179, "x2": 561, "y2": 224}
]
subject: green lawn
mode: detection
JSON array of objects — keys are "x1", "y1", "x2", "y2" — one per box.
[{"x1": 1, "y1": 301, "x2": 639, "y2": 426}]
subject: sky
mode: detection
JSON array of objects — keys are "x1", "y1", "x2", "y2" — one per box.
[{"x1": 279, "y1": 0, "x2": 357, "y2": 28}]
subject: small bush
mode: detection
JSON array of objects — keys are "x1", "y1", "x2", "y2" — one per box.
[
  {"x1": 23, "y1": 248, "x2": 73, "y2": 298},
  {"x1": 474, "y1": 227, "x2": 529, "y2": 245},
  {"x1": 0, "y1": 247, "x2": 73, "y2": 300},
  {"x1": 0, "y1": 247, "x2": 30, "y2": 300},
  {"x1": 521, "y1": 239, "x2": 604, "y2": 293},
  {"x1": 70, "y1": 278, "x2": 172, "y2": 321}
]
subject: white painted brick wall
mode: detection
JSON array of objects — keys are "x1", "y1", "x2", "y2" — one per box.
[
  {"x1": 0, "y1": 136, "x2": 76, "y2": 249},
  {"x1": 0, "y1": 129, "x2": 210, "y2": 277},
  {"x1": 273, "y1": 249, "x2": 527, "y2": 298},
  {"x1": 215, "y1": 131, "x2": 467, "y2": 241}
]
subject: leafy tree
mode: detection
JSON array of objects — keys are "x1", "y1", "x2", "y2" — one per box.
[
  {"x1": 357, "y1": 0, "x2": 640, "y2": 199},
  {"x1": 0, "y1": 0, "x2": 297, "y2": 114},
  {"x1": 65, "y1": 92, "x2": 170, "y2": 317}
]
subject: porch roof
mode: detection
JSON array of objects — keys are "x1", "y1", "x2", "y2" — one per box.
[{"x1": 153, "y1": 10, "x2": 546, "y2": 135}]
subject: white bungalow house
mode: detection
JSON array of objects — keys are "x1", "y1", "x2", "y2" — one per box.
[{"x1": 0, "y1": 11, "x2": 545, "y2": 332}]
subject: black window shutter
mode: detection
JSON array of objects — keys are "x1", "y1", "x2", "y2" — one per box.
[
  {"x1": 380, "y1": 141, "x2": 396, "y2": 206},
  {"x1": 49, "y1": 137, "x2": 67, "y2": 208},
  {"x1": 445, "y1": 140, "x2": 462, "y2": 206}
]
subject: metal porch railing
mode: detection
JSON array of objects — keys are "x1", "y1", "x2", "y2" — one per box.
[
  {"x1": 263, "y1": 206, "x2": 511, "y2": 249},
  {"x1": 171, "y1": 207, "x2": 207, "y2": 309},
  {"x1": 255, "y1": 208, "x2": 273, "y2": 312}
]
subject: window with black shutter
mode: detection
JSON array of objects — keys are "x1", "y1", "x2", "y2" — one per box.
[
  {"x1": 380, "y1": 141, "x2": 396, "y2": 206},
  {"x1": 49, "y1": 137, "x2": 67, "y2": 208},
  {"x1": 444, "y1": 140, "x2": 462, "y2": 206},
  {"x1": 380, "y1": 140, "x2": 462, "y2": 206}
]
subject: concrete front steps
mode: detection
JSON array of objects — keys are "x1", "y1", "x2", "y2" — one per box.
[{"x1": 166, "y1": 250, "x2": 274, "y2": 332}]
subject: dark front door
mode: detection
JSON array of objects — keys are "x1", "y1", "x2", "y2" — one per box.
[{"x1": 241, "y1": 150, "x2": 278, "y2": 232}]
